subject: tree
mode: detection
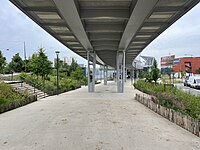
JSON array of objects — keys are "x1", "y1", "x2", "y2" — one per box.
[
  {"x1": 71, "y1": 66, "x2": 84, "y2": 85},
  {"x1": 145, "y1": 72, "x2": 153, "y2": 82},
  {"x1": 8, "y1": 53, "x2": 24, "y2": 73},
  {"x1": 62, "y1": 63, "x2": 70, "y2": 76},
  {"x1": 70, "y1": 58, "x2": 79, "y2": 72},
  {"x1": 151, "y1": 60, "x2": 161, "y2": 83},
  {"x1": 0, "y1": 51, "x2": 6, "y2": 73},
  {"x1": 28, "y1": 48, "x2": 52, "y2": 80},
  {"x1": 196, "y1": 68, "x2": 200, "y2": 74},
  {"x1": 54, "y1": 58, "x2": 63, "y2": 69}
]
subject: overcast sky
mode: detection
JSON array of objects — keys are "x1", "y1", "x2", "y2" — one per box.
[{"x1": 0, "y1": 0, "x2": 200, "y2": 67}]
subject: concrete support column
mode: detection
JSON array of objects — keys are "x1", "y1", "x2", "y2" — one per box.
[
  {"x1": 131, "y1": 69, "x2": 133, "y2": 85},
  {"x1": 92, "y1": 51, "x2": 96, "y2": 92},
  {"x1": 125, "y1": 68, "x2": 127, "y2": 82},
  {"x1": 87, "y1": 51, "x2": 91, "y2": 92},
  {"x1": 100, "y1": 65, "x2": 102, "y2": 83},
  {"x1": 103, "y1": 65, "x2": 107, "y2": 85},
  {"x1": 116, "y1": 51, "x2": 125, "y2": 93},
  {"x1": 87, "y1": 51, "x2": 96, "y2": 92},
  {"x1": 136, "y1": 69, "x2": 139, "y2": 79},
  {"x1": 123, "y1": 50, "x2": 125, "y2": 88}
]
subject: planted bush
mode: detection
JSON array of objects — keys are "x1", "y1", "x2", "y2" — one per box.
[
  {"x1": 135, "y1": 80, "x2": 200, "y2": 120},
  {"x1": 0, "y1": 82, "x2": 24, "y2": 104},
  {"x1": 20, "y1": 73, "x2": 81, "y2": 95}
]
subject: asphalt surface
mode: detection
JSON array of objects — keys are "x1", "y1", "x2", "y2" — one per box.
[
  {"x1": 0, "y1": 81, "x2": 200, "y2": 150},
  {"x1": 175, "y1": 83, "x2": 200, "y2": 96}
]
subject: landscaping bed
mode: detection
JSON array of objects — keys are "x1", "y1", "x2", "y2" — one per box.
[
  {"x1": 19, "y1": 73, "x2": 82, "y2": 96},
  {"x1": 0, "y1": 82, "x2": 37, "y2": 113},
  {"x1": 135, "y1": 94, "x2": 200, "y2": 137},
  {"x1": 135, "y1": 80, "x2": 200, "y2": 121}
]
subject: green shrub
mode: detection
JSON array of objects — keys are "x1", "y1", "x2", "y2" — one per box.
[
  {"x1": 135, "y1": 80, "x2": 200, "y2": 120},
  {"x1": 19, "y1": 73, "x2": 82, "y2": 95},
  {"x1": 19, "y1": 72, "x2": 27, "y2": 81},
  {"x1": 0, "y1": 82, "x2": 24, "y2": 105}
]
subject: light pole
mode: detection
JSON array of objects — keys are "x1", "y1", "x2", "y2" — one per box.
[
  {"x1": 55, "y1": 51, "x2": 60, "y2": 95},
  {"x1": 134, "y1": 61, "x2": 136, "y2": 85},
  {"x1": 179, "y1": 58, "x2": 182, "y2": 78},
  {"x1": 23, "y1": 42, "x2": 27, "y2": 72}
]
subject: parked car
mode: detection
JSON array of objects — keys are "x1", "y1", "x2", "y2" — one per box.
[
  {"x1": 187, "y1": 76, "x2": 195, "y2": 87},
  {"x1": 191, "y1": 78, "x2": 200, "y2": 89}
]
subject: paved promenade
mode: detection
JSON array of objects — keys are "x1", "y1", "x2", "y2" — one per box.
[{"x1": 0, "y1": 81, "x2": 200, "y2": 150}]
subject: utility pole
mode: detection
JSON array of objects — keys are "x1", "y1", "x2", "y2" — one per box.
[
  {"x1": 55, "y1": 51, "x2": 60, "y2": 95},
  {"x1": 24, "y1": 42, "x2": 27, "y2": 72}
]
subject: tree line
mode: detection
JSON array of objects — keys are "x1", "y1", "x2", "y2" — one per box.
[{"x1": 0, "y1": 48, "x2": 84, "y2": 82}]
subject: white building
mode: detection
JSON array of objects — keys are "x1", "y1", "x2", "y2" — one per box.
[{"x1": 63, "y1": 57, "x2": 77, "y2": 65}]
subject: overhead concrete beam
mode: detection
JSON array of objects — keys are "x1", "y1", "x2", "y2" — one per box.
[
  {"x1": 143, "y1": 22, "x2": 166, "y2": 26},
  {"x1": 89, "y1": 33, "x2": 121, "y2": 41},
  {"x1": 80, "y1": 9, "x2": 129, "y2": 19},
  {"x1": 91, "y1": 41, "x2": 119, "y2": 46},
  {"x1": 86, "y1": 24, "x2": 124, "y2": 33},
  {"x1": 94, "y1": 45, "x2": 118, "y2": 51},
  {"x1": 53, "y1": 0, "x2": 92, "y2": 50},
  {"x1": 23, "y1": 6, "x2": 57, "y2": 12},
  {"x1": 41, "y1": 22, "x2": 67, "y2": 26},
  {"x1": 118, "y1": 0, "x2": 158, "y2": 51},
  {"x1": 54, "y1": 32, "x2": 73, "y2": 36},
  {"x1": 154, "y1": 6, "x2": 184, "y2": 12}
]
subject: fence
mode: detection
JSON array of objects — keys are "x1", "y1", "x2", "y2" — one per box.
[{"x1": 135, "y1": 94, "x2": 200, "y2": 137}]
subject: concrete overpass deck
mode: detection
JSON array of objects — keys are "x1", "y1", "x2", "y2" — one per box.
[{"x1": 0, "y1": 81, "x2": 200, "y2": 150}]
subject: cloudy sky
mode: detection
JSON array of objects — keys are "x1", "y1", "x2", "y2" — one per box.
[{"x1": 0, "y1": 0, "x2": 200, "y2": 67}]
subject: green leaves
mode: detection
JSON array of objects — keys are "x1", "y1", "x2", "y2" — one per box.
[
  {"x1": 28, "y1": 48, "x2": 52, "y2": 78},
  {"x1": 71, "y1": 67, "x2": 84, "y2": 80},
  {"x1": 145, "y1": 60, "x2": 161, "y2": 83},
  {"x1": 0, "y1": 51, "x2": 6, "y2": 73},
  {"x1": 0, "y1": 82, "x2": 24, "y2": 104},
  {"x1": 135, "y1": 80, "x2": 200, "y2": 121},
  {"x1": 196, "y1": 68, "x2": 200, "y2": 74},
  {"x1": 8, "y1": 53, "x2": 24, "y2": 73}
]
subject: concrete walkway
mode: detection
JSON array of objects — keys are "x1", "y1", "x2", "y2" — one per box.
[{"x1": 0, "y1": 81, "x2": 200, "y2": 150}]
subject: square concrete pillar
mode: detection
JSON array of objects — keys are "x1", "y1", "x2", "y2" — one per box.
[{"x1": 116, "y1": 51, "x2": 125, "y2": 93}]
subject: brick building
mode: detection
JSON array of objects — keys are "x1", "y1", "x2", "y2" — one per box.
[{"x1": 173, "y1": 57, "x2": 200, "y2": 74}]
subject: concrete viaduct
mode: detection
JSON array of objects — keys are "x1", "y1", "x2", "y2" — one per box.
[{"x1": 10, "y1": 0, "x2": 200, "y2": 92}]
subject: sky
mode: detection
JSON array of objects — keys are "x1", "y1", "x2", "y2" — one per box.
[{"x1": 0, "y1": 0, "x2": 200, "y2": 68}]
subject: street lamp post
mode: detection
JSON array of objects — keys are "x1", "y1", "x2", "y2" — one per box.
[
  {"x1": 179, "y1": 59, "x2": 182, "y2": 78},
  {"x1": 55, "y1": 51, "x2": 60, "y2": 95},
  {"x1": 134, "y1": 61, "x2": 136, "y2": 86},
  {"x1": 23, "y1": 42, "x2": 27, "y2": 72}
]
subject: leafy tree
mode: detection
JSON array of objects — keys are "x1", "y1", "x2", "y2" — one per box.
[
  {"x1": 54, "y1": 58, "x2": 63, "y2": 69},
  {"x1": 71, "y1": 66, "x2": 84, "y2": 85},
  {"x1": 28, "y1": 48, "x2": 52, "y2": 80},
  {"x1": 28, "y1": 53, "x2": 39, "y2": 76},
  {"x1": 196, "y1": 68, "x2": 200, "y2": 74},
  {"x1": 63, "y1": 63, "x2": 70, "y2": 76},
  {"x1": 0, "y1": 51, "x2": 6, "y2": 73},
  {"x1": 4, "y1": 65, "x2": 12, "y2": 74},
  {"x1": 8, "y1": 53, "x2": 24, "y2": 73},
  {"x1": 145, "y1": 72, "x2": 153, "y2": 82},
  {"x1": 151, "y1": 60, "x2": 161, "y2": 83},
  {"x1": 70, "y1": 58, "x2": 79, "y2": 73}
]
